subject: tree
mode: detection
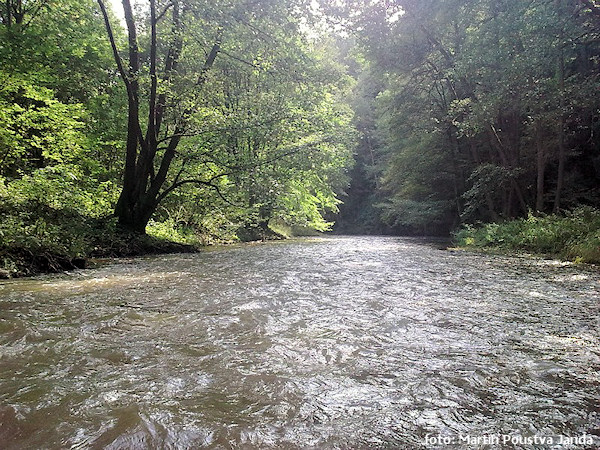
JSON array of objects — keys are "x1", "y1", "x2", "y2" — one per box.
[
  {"x1": 1, "y1": 0, "x2": 49, "y2": 28},
  {"x1": 149, "y1": 32, "x2": 356, "y2": 239},
  {"x1": 96, "y1": 0, "x2": 323, "y2": 233}
]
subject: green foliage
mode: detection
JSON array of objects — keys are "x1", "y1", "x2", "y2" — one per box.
[
  {"x1": 0, "y1": 0, "x2": 129, "y2": 273},
  {"x1": 0, "y1": 0, "x2": 359, "y2": 276},
  {"x1": 378, "y1": 198, "x2": 451, "y2": 231},
  {"x1": 461, "y1": 164, "x2": 523, "y2": 221},
  {"x1": 151, "y1": 29, "x2": 356, "y2": 238},
  {"x1": 0, "y1": 64, "x2": 124, "y2": 275},
  {"x1": 332, "y1": 0, "x2": 600, "y2": 234},
  {"x1": 146, "y1": 219, "x2": 204, "y2": 246},
  {"x1": 0, "y1": 73, "x2": 86, "y2": 178},
  {"x1": 455, "y1": 207, "x2": 600, "y2": 263},
  {"x1": 374, "y1": 124, "x2": 456, "y2": 233},
  {"x1": 0, "y1": 0, "x2": 120, "y2": 102},
  {"x1": 0, "y1": 163, "x2": 120, "y2": 273}
]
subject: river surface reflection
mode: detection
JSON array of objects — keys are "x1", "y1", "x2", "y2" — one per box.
[{"x1": 0, "y1": 236, "x2": 599, "y2": 448}]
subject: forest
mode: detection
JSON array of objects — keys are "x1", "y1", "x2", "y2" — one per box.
[{"x1": 1, "y1": 0, "x2": 600, "y2": 276}]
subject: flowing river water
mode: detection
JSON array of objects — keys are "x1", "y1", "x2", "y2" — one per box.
[{"x1": 0, "y1": 236, "x2": 599, "y2": 449}]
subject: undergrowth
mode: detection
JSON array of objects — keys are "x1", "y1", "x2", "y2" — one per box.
[{"x1": 454, "y1": 206, "x2": 600, "y2": 263}]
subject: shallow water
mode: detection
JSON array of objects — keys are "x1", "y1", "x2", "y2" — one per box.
[{"x1": 0, "y1": 236, "x2": 599, "y2": 449}]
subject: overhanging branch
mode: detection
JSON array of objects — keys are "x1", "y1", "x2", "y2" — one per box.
[
  {"x1": 156, "y1": 1, "x2": 174, "y2": 23},
  {"x1": 157, "y1": 173, "x2": 242, "y2": 207}
]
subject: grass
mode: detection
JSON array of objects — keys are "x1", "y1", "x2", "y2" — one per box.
[
  {"x1": 268, "y1": 219, "x2": 323, "y2": 239},
  {"x1": 0, "y1": 206, "x2": 201, "y2": 278},
  {"x1": 0, "y1": 208, "x2": 323, "y2": 278},
  {"x1": 454, "y1": 206, "x2": 600, "y2": 263}
]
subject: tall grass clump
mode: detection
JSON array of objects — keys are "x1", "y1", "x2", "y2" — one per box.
[{"x1": 454, "y1": 206, "x2": 600, "y2": 263}]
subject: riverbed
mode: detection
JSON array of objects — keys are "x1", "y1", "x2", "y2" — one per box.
[{"x1": 0, "y1": 236, "x2": 599, "y2": 448}]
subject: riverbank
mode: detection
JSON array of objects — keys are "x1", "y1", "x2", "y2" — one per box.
[
  {"x1": 0, "y1": 216, "x2": 200, "y2": 279},
  {"x1": 0, "y1": 210, "x2": 306, "y2": 279},
  {"x1": 454, "y1": 206, "x2": 600, "y2": 264}
]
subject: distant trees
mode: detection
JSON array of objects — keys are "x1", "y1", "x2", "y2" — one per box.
[
  {"x1": 8, "y1": 0, "x2": 595, "y2": 242},
  {"x1": 331, "y1": 0, "x2": 600, "y2": 234}
]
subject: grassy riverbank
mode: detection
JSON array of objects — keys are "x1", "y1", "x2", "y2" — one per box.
[
  {"x1": 0, "y1": 210, "x2": 201, "y2": 278},
  {"x1": 0, "y1": 204, "x2": 299, "y2": 278},
  {"x1": 454, "y1": 207, "x2": 600, "y2": 263}
]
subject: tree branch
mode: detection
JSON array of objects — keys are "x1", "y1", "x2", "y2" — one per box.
[
  {"x1": 156, "y1": 1, "x2": 174, "y2": 22},
  {"x1": 156, "y1": 174, "x2": 240, "y2": 206},
  {"x1": 220, "y1": 49, "x2": 261, "y2": 69},
  {"x1": 146, "y1": 0, "x2": 158, "y2": 148},
  {"x1": 22, "y1": 0, "x2": 50, "y2": 30},
  {"x1": 96, "y1": 0, "x2": 129, "y2": 89},
  {"x1": 121, "y1": 0, "x2": 146, "y2": 155},
  {"x1": 155, "y1": 113, "x2": 298, "y2": 145},
  {"x1": 197, "y1": 39, "x2": 221, "y2": 86},
  {"x1": 156, "y1": 0, "x2": 181, "y2": 135}
]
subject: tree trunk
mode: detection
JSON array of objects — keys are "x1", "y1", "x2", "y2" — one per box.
[
  {"x1": 97, "y1": 0, "x2": 219, "y2": 233},
  {"x1": 535, "y1": 122, "x2": 546, "y2": 212},
  {"x1": 114, "y1": 197, "x2": 155, "y2": 233},
  {"x1": 504, "y1": 187, "x2": 513, "y2": 217},
  {"x1": 486, "y1": 126, "x2": 528, "y2": 215},
  {"x1": 470, "y1": 141, "x2": 500, "y2": 221},
  {"x1": 447, "y1": 127, "x2": 464, "y2": 220},
  {"x1": 554, "y1": 0, "x2": 566, "y2": 213},
  {"x1": 5, "y1": 0, "x2": 12, "y2": 27}
]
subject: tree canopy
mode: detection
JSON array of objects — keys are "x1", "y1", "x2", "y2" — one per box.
[
  {"x1": 331, "y1": 0, "x2": 600, "y2": 234},
  {"x1": 0, "y1": 0, "x2": 356, "y2": 249}
]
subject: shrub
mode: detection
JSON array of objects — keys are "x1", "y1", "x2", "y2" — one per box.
[{"x1": 454, "y1": 207, "x2": 600, "y2": 263}]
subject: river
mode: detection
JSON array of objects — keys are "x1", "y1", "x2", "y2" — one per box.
[{"x1": 0, "y1": 236, "x2": 599, "y2": 449}]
